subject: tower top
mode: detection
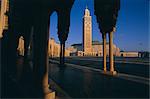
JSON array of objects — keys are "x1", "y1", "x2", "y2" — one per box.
[
  {"x1": 84, "y1": 6, "x2": 90, "y2": 16},
  {"x1": 86, "y1": 5, "x2": 88, "y2": 9}
]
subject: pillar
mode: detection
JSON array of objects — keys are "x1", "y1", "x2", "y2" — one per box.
[
  {"x1": 60, "y1": 43, "x2": 63, "y2": 64},
  {"x1": 21, "y1": 28, "x2": 32, "y2": 81},
  {"x1": 109, "y1": 31, "x2": 116, "y2": 75},
  {"x1": 62, "y1": 42, "x2": 65, "y2": 65},
  {"x1": 33, "y1": 13, "x2": 55, "y2": 98},
  {"x1": 102, "y1": 33, "x2": 107, "y2": 72}
]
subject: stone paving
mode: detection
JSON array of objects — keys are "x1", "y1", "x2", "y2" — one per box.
[
  {"x1": 52, "y1": 57, "x2": 149, "y2": 78},
  {"x1": 49, "y1": 58, "x2": 149, "y2": 98}
]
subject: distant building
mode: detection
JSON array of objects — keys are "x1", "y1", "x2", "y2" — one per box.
[
  {"x1": 48, "y1": 38, "x2": 59, "y2": 57},
  {"x1": 138, "y1": 51, "x2": 150, "y2": 58},
  {"x1": 120, "y1": 51, "x2": 139, "y2": 57},
  {"x1": 17, "y1": 37, "x2": 147, "y2": 58},
  {"x1": 68, "y1": 41, "x2": 120, "y2": 56},
  {"x1": 120, "y1": 51, "x2": 150, "y2": 58},
  {"x1": 66, "y1": 7, "x2": 121, "y2": 57},
  {"x1": 17, "y1": 37, "x2": 70, "y2": 57},
  {"x1": 48, "y1": 38, "x2": 70, "y2": 57}
]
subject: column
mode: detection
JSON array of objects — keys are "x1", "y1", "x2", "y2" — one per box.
[
  {"x1": 102, "y1": 33, "x2": 107, "y2": 72},
  {"x1": 109, "y1": 31, "x2": 115, "y2": 74},
  {"x1": 59, "y1": 43, "x2": 63, "y2": 64},
  {"x1": 62, "y1": 42, "x2": 65, "y2": 65},
  {"x1": 33, "y1": 12, "x2": 55, "y2": 98}
]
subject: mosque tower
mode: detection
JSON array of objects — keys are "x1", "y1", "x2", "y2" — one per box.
[{"x1": 83, "y1": 6, "x2": 92, "y2": 56}]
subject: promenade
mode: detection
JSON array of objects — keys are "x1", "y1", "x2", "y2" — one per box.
[{"x1": 49, "y1": 57, "x2": 149, "y2": 98}]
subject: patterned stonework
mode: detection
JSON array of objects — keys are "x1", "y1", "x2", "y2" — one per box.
[{"x1": 83, "y1": 7, "x2": 92, "y2": 55}]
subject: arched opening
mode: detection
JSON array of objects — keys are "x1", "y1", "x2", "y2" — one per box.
[{"x1": 49, "y1": 12, "x2": 59, "y2": 58}]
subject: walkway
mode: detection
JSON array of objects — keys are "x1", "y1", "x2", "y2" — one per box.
[{"x1": 49, "y1": 59, "x2": 149, "y2": 98}]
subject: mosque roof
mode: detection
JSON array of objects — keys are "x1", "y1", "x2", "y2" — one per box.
[{"x1": 71, "y1": 41, "x2": 109, "y2": 46}]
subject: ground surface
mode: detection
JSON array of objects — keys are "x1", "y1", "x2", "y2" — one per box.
[{"x1": 49, "y1": 57, "x2": 149, "y2": 98}]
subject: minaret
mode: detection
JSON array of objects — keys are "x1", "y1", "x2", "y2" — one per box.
[{"x1": 83, "y1": 6, "x2": 92, "y2": 56}]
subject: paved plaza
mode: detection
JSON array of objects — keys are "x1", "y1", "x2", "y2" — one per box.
[{"x1": 49, "y1": 57, "x2": 149, "y2": 98}]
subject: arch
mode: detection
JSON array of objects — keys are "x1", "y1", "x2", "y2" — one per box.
[{"x1": 48, "y1": 11, "x2": 60, "y2": 59}]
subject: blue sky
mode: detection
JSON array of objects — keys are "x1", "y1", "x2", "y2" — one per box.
[{"x1": 49, "y1": 0, "x2": 149, "y2": 52}]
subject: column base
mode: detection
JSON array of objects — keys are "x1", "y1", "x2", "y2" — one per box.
[
  {"x1": 102, "y1": 70, "x2": 117, "y2": 76},
  {"x1": 44, "y1": 90, "x2": 55, "y2": 99},
  {"x1": 43, "y1": 85, "x2": 55, "y2": 99},
  {"x1": 102, "y1": 70, "x2": 107, "y2": 74},
  {"x1": 110, "y1": 71, "x2": 117, "y2": 76}
]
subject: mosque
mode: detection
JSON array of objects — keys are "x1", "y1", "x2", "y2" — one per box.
[
  {"x1": 17, "y1": 7, "x2": 121, "y2": 57},
  {"x1": 17, "y1": 7, "x2": 140, "y2": 58},
  {"x1": 47, "y1": 7, "x2": 120, "y2": 57}
]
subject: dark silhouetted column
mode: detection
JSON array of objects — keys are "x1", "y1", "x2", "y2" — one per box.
[
  {"x1": 102, "y1": 33, "x2": 107, "y2": 72},
  {"x1": 33, "y1": 12, "x2": 55, "y2": 98}
]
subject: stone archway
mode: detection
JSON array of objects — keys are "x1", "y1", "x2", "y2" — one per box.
[{"x1": 1, "y1": 0, "x2": 120, "y2": 98}]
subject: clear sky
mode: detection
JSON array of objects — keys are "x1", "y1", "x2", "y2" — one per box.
[{"x1": 49, "y1": 0, "x2": 149, "y2": 52}]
